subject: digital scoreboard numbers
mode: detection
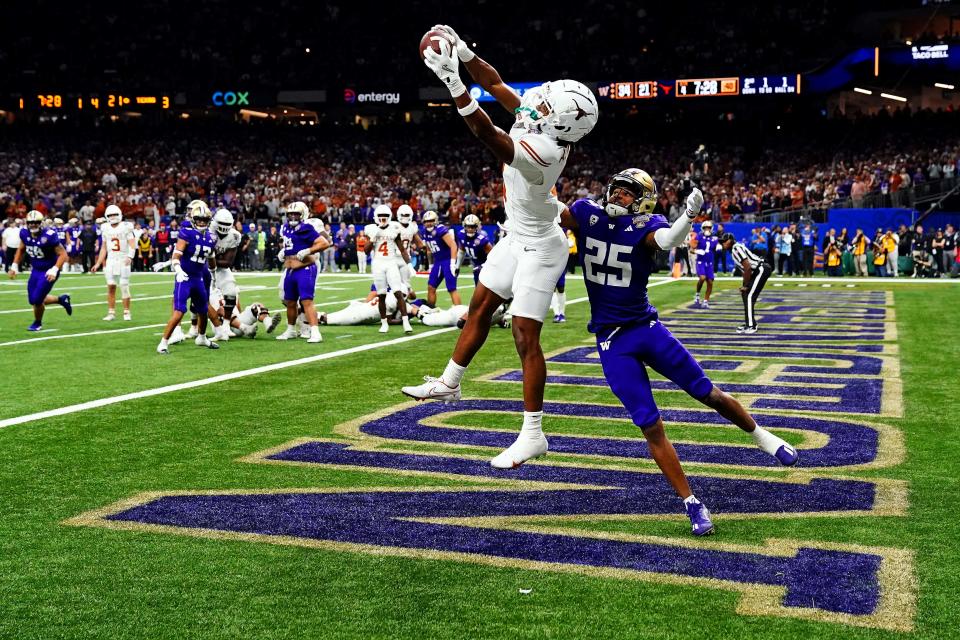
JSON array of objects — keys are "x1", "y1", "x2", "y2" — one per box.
[
  {"x1": 606, "y1": 81, "x2": 660, "y2": 100},
  {"x1": 676, "y1": 77, "x2": 739, "y2": 97},
  {"x1": 17, "y1": 94, "x2": 171, "y2": 110},
  {"x1": 741, "y1": 75, "x2": 800, "y2": 96}
]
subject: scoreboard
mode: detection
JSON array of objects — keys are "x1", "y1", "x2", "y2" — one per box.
[
  {"x1": 13, "y1": 93, "x2": 172, "y2": 111},
  {"x1": 598, "y1": 75, "x2": 801, "y2": 100}
]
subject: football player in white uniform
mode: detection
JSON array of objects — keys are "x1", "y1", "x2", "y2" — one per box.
[
  {"x1": 365, "y1": 205, "x2": 414, "y2": 334},
  {"x1": 91, "y1": 205, "x2": 136, "y2": 321},
  {"x1": 395, "y1": 204, "x2": 423, "y2": 298},
  {"x1": 405, "y1": 25, "x2": 599, "y2": 468},
  {"x1": 210, "y1": 208, "x2": 242, "y2": 341},
  {"x1": 319, "y1": 288, "x2": 401, "y2": 326}
]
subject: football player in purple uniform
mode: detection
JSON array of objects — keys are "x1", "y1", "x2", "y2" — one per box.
[
  {"x1": 421, "y1": 210, "x2": 462, "y2": 307},
  {"x1": 6, "y1": 210, "x2": 72, "y2": 331},
  {"x1": 561, "y1": 169, "x2": 798, "y2": 536},
  {"x1": 454, "y1": 214, "x2": 492, "y2": 286},
  {"x1": 156, "y1": 203, "x2": 219, "y2": 354},
  {"x1": 275, "y1": 201, "x2": 330, "y2": 343},
  {"x1": 693, "y1": 220, "x2": 720, "y2": 308}
]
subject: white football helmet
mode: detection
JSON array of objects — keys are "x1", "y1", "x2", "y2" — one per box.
[
  {"x1": 53, "y1": 217, "x2": 64, "y2": 226},
  {"x1": 213, "y1": 208, "x2": 234, "y2": 237},
  {"x1": 374, "y1": 204, "x2": 393, "y2": 228},
  {"x1": 397, "y1": 204, "x2": 414, "y2": 225},
  {"x1": 286, "y1": 201, "x2": 309, "y2": 225},
  {"x1": 701, "y1": 220, "x2": 713, "y2": 236},
  {"x1": 462, "y1": 214, "x2": 481, "y2": 237},
  {"x1": 518, "y1": 80, "x2": 598, "y2": 143},
  {"x1": 105, "y1": 204, "x2": 123, "y2": 224},
  {"x1": 26, "y1": 210, "x2": 44, "y2": 235},
  {"x1": 190, "y1": 202, "x2": 212, "y2": 229},
  {"x1": 422, "y1": 210, "x2": 439, "y2": 231}
]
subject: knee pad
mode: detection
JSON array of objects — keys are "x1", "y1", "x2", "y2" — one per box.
[
  {"x1": 224, "y1": 295, "x2": 237, "y2": 314},
  {"x1": 120, "y1": 283, "x2": 131, "y2": 299}
]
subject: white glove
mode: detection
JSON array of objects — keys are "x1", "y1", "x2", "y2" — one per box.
[
  {"x1": 173, "y1": 262, "x2": 189, "y2": 283},
  {"x1": 9, "y1": 263, "x2": 19, "y2": 275},
  {"x1": 685, "y1": 188, "x2": 704, "y2": 219},
  {"x1": 433, "y1": 24, "x2": 475, "y2": 62},
  {"x1": 423, "y1": 39, "x2": 466, "y2": 98},
  {"x1": 296, "y1": 248, "x2": 312, "y2": 261},
  {"x1": 450, "y1": 259, "x2": 458, "y2": 275},
  {"x1": 46, "y1": 266, "x2": 59, "y2": 280}
]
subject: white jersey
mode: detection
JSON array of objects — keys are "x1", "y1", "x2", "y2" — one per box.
[
  {"x1": 395, "y1": 222, "x2": 418, "y2": 265},
  {"x1": 101, "y1": 221, "x2": 135, "y2": 260},
  {"x1": 214, "y1": 228, "x2": 242, "y2": 255},
  {"x1": 502, "y1": 124, "x2": 569, "y2": 238},
  {"x1": 364, "y1": 222, "x2": 404, "y2": 265}
]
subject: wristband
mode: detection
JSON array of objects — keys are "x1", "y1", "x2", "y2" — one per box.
[
  {"x1": 10, "y1": 263, "x2": 19, "y2": 274},
  {"x1": 457, "y1": 99, "x2": 480, "y2": 117}
]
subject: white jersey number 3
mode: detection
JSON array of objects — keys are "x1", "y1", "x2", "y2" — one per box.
[{"x1": 583, "y1": 238, "x2": 632, "y2": 287}]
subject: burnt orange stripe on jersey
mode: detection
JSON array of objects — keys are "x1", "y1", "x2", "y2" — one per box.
[{"x1": 519, "y1": 140, "x2": 550, "y2": 168}]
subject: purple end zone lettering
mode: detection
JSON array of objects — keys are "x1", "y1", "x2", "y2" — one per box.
[{"x1": 334, "y1": 400, "x2": 878, "y2": 467}]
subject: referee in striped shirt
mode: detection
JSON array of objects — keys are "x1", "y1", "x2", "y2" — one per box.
[{"x1": 721, "y1": 233, "x2": 769, "y2": 334}]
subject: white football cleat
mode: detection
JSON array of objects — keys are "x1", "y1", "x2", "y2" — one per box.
[
  {"x1": 156, "y1": 342, "x2": 168, "y2": 355},
  {"x1": 307, "y1": 326, "x2": 323, "y2": 343},
  {"x1": 379, "y1": 321, "x2": 390, "y2": 334},
  {"x1": 401, "y1": 376, "x2": 461, "y2": 402},
  {"x1": 490, "y1": 435, "x2": 549, "y2": 469},
  {"x1": 299, "y1": 324, "x2": 311, "y2": 339},
  {"x1": 211, "y1": 324, "x2": 231, "y2": 342},
  {"x1": 276, "y1": 326, "x2": 298, "y2": 341},
  {"x1": 168, "y1": 325, "x2": 185, "y2": 345},
  {"x1": 402, "y1": 317, "x2": 413, "y2": 334},
  {"x1": 186, "y1": 326, "x2": 199, "y2": 339},
  {"x1": 103, "y1": 312, "x2": 115, "y2": 321},
  {"x1": 123, "y1": 311, "x2": 132, "y2": 321}
]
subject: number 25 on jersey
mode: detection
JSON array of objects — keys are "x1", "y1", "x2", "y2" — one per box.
[{"x1": 583, "y1": 238, "x2": 633, "y2": 287}]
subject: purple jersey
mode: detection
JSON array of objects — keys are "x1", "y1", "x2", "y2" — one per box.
[
  {"x1": 695, "y1": 234, "x2": 719, "y2": 263},
  {"x1": 456, "y1": 229, "x2": 491, "y2": 266},
  {"x1": 54, "y1": 225, "x2": 67, "y2": 246},
  {"x1": 569, "y1": 198, "x2": 669, "y2": 332},
  {"x1": 422, "y1": 224, "x2": 453, "y2": 260},
  {"x1": 20, "y1": 228, "x2": 63, "y2": 271},
  {"x1": 281, "y1": 222, "x2": 319, "y2": 258},
  {"x1": 178, "y1": 226, "x2": 216, "y2": 276}
]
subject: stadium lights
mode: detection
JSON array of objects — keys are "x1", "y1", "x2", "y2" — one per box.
[
  {"x1": 935, "y1": 82, "x2": 955, "y2": 90},
  {"x1": 853, "y1": 87, "x2": 873, "y2": 95},
  {"x1": 905, "y1": 39, "x2": 912, "y2": 46},
  {"x1": 880, "y1": 92, "x2": 907, "y2": 102},
  {"x1": 239, "y1": 109, "x2": 269, "y2": 119}
]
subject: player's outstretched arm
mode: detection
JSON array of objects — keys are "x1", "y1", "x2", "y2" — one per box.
[
  {"x1": 433, "y1": 25, "x2": 521, "y2": 114},
  {"x1": 646, "y1": 188, "x2": 704, "y2": 252},
  {"x1": 423, "y1": 38, "x2": 515, "y2": 165},
  {"x1": 7, "y1": 245, "x2": 23, "y2": 278}
]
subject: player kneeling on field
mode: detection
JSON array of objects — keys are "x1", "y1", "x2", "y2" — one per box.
[{"x1": 561, "y1": 169, "x2": 798, "y2": 536}]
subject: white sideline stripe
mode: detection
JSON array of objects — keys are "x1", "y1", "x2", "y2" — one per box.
[
  {"x1": 0, "y1": 323, "x2": 166, "y2": 347},
  {"x1": 0, "y1": 279, "x2": 673, "y2": 430},
  {"x1": 0, "y1": 286, "x2": 269, "y2": 314}
]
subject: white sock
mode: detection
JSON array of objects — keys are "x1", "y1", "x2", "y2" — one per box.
[
  {"x1": 751, "y1": 427, "x2": 784, "y2": 456},
  {"x1": 556, "y1": 292, "x2": 566, "y2": 315},
  {"x1": 520, "y1": 411, "x2": 544, "y2": 439},
  {"x1": 158, "y1": 338, "x2": 168, "y2": 348},
  {"x1": 286, "y1": 323, "x2": 296, "y2": 333},
  {"x1": 683, "y1": 494, "x2": 699, "y2": 506},
  {"x1": 441, "y1": 359, "x2": 467, "y2": 388},
  {"x1": 551, "y1": 293, "x2": 558, "y2": 315}
]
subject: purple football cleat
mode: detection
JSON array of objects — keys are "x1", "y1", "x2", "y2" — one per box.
[
  {"x1": 27, "y1": 321, "x2": 42, "y2": 332},
  {"x1": 685, "y1": 498, "x2": 715, "y2": 536},
  {"x1": 59, "y1": 294, "x2": 72, "y2": 316},
  {"x1": 775, "y1": 444, "x2": 799, "y2": 466}
]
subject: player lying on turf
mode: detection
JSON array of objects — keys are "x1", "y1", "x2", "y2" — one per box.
[
  {"x1": 560, "y1": 168, "x2": 799, "y2": 536},
  {"x1": 6, "y1": 210, "x2": 72, "y2": 331},
  {"x1": 403, "y1": 24, "x2": 600, "y2": 469}
]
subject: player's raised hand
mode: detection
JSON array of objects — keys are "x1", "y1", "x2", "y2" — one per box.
[
  {"x1": 432, "y1": 24, "x2": 475, "y2": 62},
  {"x1": 423, "y1": 39, "x2": 464, "y2": 96},
  {"x1": 685, "y1": 188, "x2": 704, "y2": 219}
]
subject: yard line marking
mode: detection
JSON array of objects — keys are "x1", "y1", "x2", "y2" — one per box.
[
  {"x1": 0, "y1": 280, "x2": 174, "y2": 295},
  {"x1": 0, "y1": 286, "x2": 269, "y2": 314},
  {"x1": 0, "y1": 282, "x2": 661, "y2": 430},
  {"x1": 0, "y1": 324, "x2": 167, "y2": 347}
]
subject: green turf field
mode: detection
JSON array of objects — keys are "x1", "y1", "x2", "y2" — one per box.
[{"x1": 1, "y1": 271, "x2": 957, "y2": 639}]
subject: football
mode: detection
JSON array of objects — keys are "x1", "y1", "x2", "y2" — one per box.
[{"x1": 419, "y1": 29, "x2": 453, "y2": 60}]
